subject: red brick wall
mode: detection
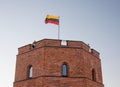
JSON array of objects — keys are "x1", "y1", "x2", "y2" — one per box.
[
  {"x1": 13, "y1": 39, "x2": 104, "y2": 87},
  {"x1": 83, "y1": 50, "x2": 103, "y2": 83},
  {"x1": 14, "y1": 48, "x2": 44, "y2": 81}
]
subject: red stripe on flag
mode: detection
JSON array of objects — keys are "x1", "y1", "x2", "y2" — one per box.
[{"x1": 45, "y1": 20, "x2": 59, "y2": 25}]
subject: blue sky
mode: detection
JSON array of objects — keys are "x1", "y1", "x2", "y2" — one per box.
[{"x1": 0, "y1": 0, "x2": 120, "y2": 87}]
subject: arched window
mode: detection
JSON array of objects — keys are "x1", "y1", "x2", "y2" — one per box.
[
  {"x1": 92, "y1": 69, "x2": 96, "y2": 81},
  {"x1": 62, "y1": 63, "x2": 68, "y2": 77},
  {"x1": 28, "y1": 66, "x2": 33, "y2": 78}
]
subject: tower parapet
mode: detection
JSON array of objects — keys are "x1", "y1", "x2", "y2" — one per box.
[{"x1": 18, "y1": 39, "x2": 99, "y2": 58}]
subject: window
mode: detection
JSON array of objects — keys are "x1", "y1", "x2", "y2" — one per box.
[
  {"x1": 62, "y1": 63, "x2": 68, "y2": 76},
  {"x1": 28, "y1": 66, "x2": 33, "y2": 78},
  {"x1": 92, "y1": 69, "x2": 96, "y2": 81}
]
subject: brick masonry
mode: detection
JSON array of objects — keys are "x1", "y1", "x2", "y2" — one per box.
[{"x1": 13, "y1": 39, "x2": 104, "y2": 87}]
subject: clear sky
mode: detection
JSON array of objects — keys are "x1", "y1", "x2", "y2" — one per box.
[{"x1": 0, "y1": 0, "x2": 120, "y2": 87}]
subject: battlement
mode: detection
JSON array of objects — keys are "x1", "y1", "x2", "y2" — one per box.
[{"x1": 18, "y1": 39, "x2": 99, "y2": 58}]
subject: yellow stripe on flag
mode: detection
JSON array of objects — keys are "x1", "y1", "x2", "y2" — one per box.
[{"x1": 46, "y1": 15, "x2": 59, "y2": 20}]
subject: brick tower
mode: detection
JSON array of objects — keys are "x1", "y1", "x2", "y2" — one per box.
[{"x1": 13, "y1": 39, "x2": 104, "y2": 87}]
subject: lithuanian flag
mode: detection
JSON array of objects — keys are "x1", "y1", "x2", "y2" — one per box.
[{"x1": 45, "y1": 15, "x2": 59, "y2": 25}]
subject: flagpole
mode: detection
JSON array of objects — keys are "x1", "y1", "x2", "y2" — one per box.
[
  {"x1": 58, "y1": 24, "x2": 60, "y2": 39},
  {"x1": 58, "y1": 16, "x2": 60, "y2": 40}
]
